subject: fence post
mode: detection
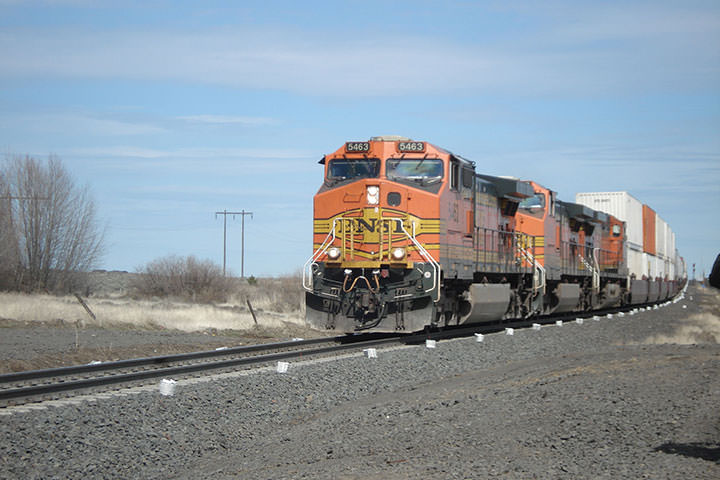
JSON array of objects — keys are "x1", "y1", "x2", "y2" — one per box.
[
  {"x1": 246, "y1": 299, "x2": 258, "y2": 326},
  {"x1": 74, "y1": 293, "x2": 96, "y2": 322}
]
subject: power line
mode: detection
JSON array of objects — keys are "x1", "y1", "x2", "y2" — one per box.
[
  {"x1": 214, "y1": 209, "x2": 253, "y2": 277},
  {"x1": 0, "y1": 196, "x2": 49, "y2": 200}
]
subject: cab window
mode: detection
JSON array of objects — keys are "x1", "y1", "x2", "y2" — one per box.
[
  {"x1": 450, "y1": 161, "x2": 459, "y2": 190},
  {"x1": 327, "y1": 158, "x2": 380, "y2": 184},
  {"x1": 518, "y1": 192, "x2": 546, "y2": 218},
  {"x1": 462, "y1": 167, "x2": 474, "y2": 190},
  {"x1": 385, "y1": 158, "x2": 443, "y2": 184}
]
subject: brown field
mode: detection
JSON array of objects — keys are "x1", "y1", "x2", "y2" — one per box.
[
  {"x1": 0, "y1": 271, "x2": 326, "y2": 372},
  {"x1": 1, "y1": 271, "x2": 307, "y2": 332}
]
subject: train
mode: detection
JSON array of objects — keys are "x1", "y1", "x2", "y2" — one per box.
[{"x1": 303, "y1": 136, "x2": 686, "y2": 333}]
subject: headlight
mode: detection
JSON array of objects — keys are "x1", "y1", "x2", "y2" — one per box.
[
  {"x1": 367, "y1": 185, "x2": 379, "y2": 205},
  {"x1": 327, "y1": 247, "x2": 341, "y2": 260},
  {"x1": 391, "y1": 247, "x2": 406, "y2": 261}
]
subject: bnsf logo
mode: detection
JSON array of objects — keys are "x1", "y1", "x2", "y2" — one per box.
[{"x1": 339, "y1": 218, "x2": 405, "y2": 234}]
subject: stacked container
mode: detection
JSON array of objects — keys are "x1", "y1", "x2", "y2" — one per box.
[
  {"x1": 642, "y1": 205, "x2": 656, "y2": 255},
  {"x1": 575, "y1": 191, "x2": 677, "y2": 281},
  {"x1": 575, "y1": 192, "x2": 644, "y2": 278}
]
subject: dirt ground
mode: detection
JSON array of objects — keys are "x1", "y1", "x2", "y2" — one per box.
[{"x1": 0, "y1": 318, "x2": 324, "y2": 373}]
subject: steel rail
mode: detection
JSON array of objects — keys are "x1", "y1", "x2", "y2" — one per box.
[
  {"x1": 0, "y1": 295, "x2": 680, "y2": 407},
  {"x1": 0, "y1": 335, "x2": 409, "y2": 406},
  {"x1": 0, "y1": 336, "x2": 337, "y2": 385}
]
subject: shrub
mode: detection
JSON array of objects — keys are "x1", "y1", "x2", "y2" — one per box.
[
  {"x1": 132, "y1": 255, "x2": 232, "y2": 303},
  {"x1": 230, "y1": 273, "x2": 304, "y2": 314}
]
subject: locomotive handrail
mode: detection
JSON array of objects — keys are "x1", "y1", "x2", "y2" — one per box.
[
  {"x1": 591, "y1": 247, "x2": 601, "y2": 292},
  {"x1": 302, "y1": 218, "x2": 341, "y2": 291},
  {"x1": 577, "y1": 252, "x2": 594, "y2": 272},
  {"x1": 517, "y1": 239, "x2": 546, "y2": 295},
  {"x1": 563, "y1": 240, "x2": 620, "y2": 277},
  {"x1": 302, "y1": 216, "x2": 441, "y2": 302},
  {"x1": 473, "y1": 227, "x2": 525, "y2": 273},
  {"x1": 577, "y1": 250, "x2": 601, "y2": 293},
  {"x1": 396, "y1": 218, "x2": 441, "y2": 302}
]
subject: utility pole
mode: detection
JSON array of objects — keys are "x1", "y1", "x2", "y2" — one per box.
[{"x1": 214, "y1": 209, "x2": 253, "y2": 277}]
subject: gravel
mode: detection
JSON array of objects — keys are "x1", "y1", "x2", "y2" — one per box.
[{"x1": 1, "y1": 286, "x2": 718, "y2": 479}]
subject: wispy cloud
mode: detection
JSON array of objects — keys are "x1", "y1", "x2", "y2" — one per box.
[
  {"x1": 0, "y1": 0, "x2": 99, "y2": 5},
  {"x1": 1, "y1": 2, "x2": 717, "y2": 96},
  {"x1": 541, "y1": 2, "x2": 720, "y2": 42},
  {"x1": 66, "y1": 145, "x2": 314, "y2": 160},
  {"x1": 59, "y1": 145, "x2": 318, "y2": 177},
  {"x1": 177, "y1": 115, "x2": 277, "y2": 126},
  {"x1": 483, "y1": 143, "x2": 720, "y2": 222},
  {"x1": 127, "y1": 183, "x2": 308, "y2": 199},
  {"x1": 65, "y1": 146, "x2": 170, "y2": 159},
  {"x1": 0, "y1": 112, "x2": 166, "y2": 136}
]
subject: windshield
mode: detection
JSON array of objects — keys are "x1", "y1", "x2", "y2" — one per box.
[
  {"x1": 327, "y1": 158, "x2": 380, "y2": 183},
  {"x1": 518, "y1": 193, "x2": 546, "y2": 217},
  {"x1": 386, "y1": 158, "x2": 443, "y2": 185}
]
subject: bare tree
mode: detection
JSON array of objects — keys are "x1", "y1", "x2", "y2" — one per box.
[
  {"x1": 0, "y1": 172, "x2": 22, "y2": 289},
  {"x1": 0, "y1": 155, "x2": 104, "y2": 292}
]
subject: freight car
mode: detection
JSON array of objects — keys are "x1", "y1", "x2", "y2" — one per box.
[{"x1": 303, "y1": 136, "x2": 686, "y2": 333}]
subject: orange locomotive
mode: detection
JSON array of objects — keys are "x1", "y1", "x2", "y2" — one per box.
[{"x1": 303, "y1": 136, "x2": 684, "y2": 333}]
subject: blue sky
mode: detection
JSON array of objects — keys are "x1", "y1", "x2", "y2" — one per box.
[{"x1": 1, "y1": 0, "x2": 718, "y2": 278}]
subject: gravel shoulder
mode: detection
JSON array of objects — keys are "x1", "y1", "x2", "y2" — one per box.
[
  {"x1": 1, "y1": 286, "x2": 718, "y2": 479},
  {"x1": 207, "y1": 344, "x2": 718, "y2": 479}
]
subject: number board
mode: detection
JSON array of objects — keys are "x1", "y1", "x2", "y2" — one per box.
[
  {"x1": 345, "y1": 142, "x2": 370, "y2": 153},
  {"x1": 397, "y1": 141, "x2": 425, "y2": 153}
]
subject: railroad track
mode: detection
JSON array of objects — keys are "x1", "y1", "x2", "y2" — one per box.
[
  {"x1": 0, "y1": 334, "x2": 408, "y2": 408},
  {"x1": 0, "y1": 298, "x2": 675, "y2": 408}
]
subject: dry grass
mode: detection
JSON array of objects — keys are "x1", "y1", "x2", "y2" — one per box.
[
  {"x1": 229, "y1": 275, "x2": 306, "y2": 314},
  {"x1": 644, "y1": 312, "x2": 720, "y2": 345},
  {"x1": 0, "y1": 273, "x2": 320, "y2": 372},
  {"x1": 643, "y1": 286, "x2": 720, "y2": 345},
  {"x1": 0, "y1": 274, "x2": 307, "y2": 334}
]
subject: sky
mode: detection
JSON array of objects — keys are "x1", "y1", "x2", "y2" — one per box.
[{"x1": 0, "y1": 0, "x2": 718, "y2": 278}]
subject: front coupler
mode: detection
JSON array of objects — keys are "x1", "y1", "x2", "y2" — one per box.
[{"x1": 305, "y1": 263, "x2": 436, "y2": 333}]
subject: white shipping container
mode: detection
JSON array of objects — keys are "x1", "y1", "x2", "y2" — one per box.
[
  {"x1": 662, "y1": 258, "x2": 669, "y2": 280},
  {"x1": 642, "y1": 252, "x2": 660, "y2": 279},
  {"x1": 627, "y1": 248, "x2": 645, "y2": 278},
  {"x1": 678, "y1": 254, "x2": 687, "y2": 278},
  {"x1": 667, "y1": 229, "x2": 676, "y2": 260},
  {"x1": 655, "y1": 215, "x2": 667, "y2": 258},
  {"x1": 575, "y1": 192, "x2": 643, "y2": 249},
  {"x1": 644, "y1": 253, "x2": 653, "y2": 278},
  {"x1": 660, "y1": 257, "x2": 669, "y2": 279}
]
